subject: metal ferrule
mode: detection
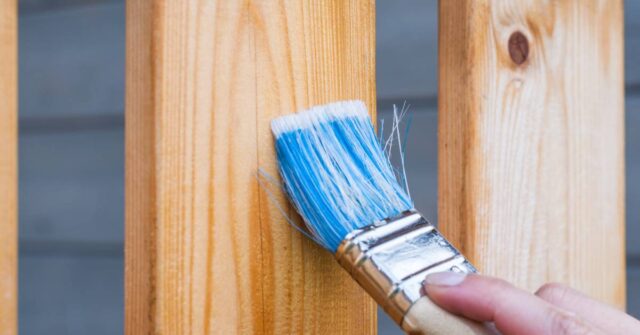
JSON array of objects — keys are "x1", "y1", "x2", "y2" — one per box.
[{"x1": 335, "y1": 210, "x2": 476, "y2": 325}]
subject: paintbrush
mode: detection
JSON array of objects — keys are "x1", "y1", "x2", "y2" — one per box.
[{"x1": 270, "y1": 100, "x2": 494, "y2": 335}]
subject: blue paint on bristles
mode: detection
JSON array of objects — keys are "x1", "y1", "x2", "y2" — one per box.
[{"x1": 271, "y1": 100, "x2": 414, "y2": 252}]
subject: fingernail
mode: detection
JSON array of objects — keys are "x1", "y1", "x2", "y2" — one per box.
[{"x1": 424, "y1": 271, "x2": 467, "y2": 287}]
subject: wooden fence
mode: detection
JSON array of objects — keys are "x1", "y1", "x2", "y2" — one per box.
[{"x1": 0, "y1": 0, "x2": 627, "y2": 334}]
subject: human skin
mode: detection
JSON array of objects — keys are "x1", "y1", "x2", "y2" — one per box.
[{"x1": 424, "y1": 272, "x2": 640, "y2": 335}]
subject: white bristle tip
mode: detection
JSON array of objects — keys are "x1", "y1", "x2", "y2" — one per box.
[{"x1": 271, "y1": 100, "x2": 369, "y2": 137}]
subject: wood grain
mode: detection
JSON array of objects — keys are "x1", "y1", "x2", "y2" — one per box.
[
  {"x1": 0, "y1": 0, "x2": 16, "y2": 334},
  {"x1": 125, "y1": 1, "x2": 376, "y2": 334},
  {"x1": 438, "y1": 0, "x2": 626, "y2": 307}
]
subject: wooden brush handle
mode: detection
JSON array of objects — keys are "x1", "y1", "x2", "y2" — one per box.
[{"x1": 400, "y1": 296, "x2": 497, "y2": 335}]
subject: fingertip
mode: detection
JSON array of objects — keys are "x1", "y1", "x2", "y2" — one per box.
[
  {"x1": 422, "y1": 272, "x2": 493, "y2": 320},
  {"x1": 424, "y1": 271, "x2": 468, "y2": 287},
  {"x1": 535, "y1": 282, "x2": 575, "y2": 304},
  {"x1": 422, "y1": 271, "x2": 471, "y2": 308}
]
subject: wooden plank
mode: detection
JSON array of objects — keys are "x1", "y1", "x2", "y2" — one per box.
[
  {"x1": 125, "y1": 1, "x2": 376, "y2": 334},
  {"x1": 0, "y1": 0, "x2": 17, "y2": 333},
  {"x1": 438, "y1": 0, "x2": 626, "y2": 307}
]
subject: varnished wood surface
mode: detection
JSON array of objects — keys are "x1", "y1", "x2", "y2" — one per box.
[
  {"x1": 125, "y1": 1, "x2": 376, "y2": 334},
  {"x1": 0, "y1": 1, "x2": 17, "y2": 334},
  {"x1": 439, "y1": 0, "x2": 626, "y2": 307}
]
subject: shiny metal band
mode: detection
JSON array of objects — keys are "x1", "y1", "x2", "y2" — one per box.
[{"x1": 335, "y1": 210, "x2": 476, "y2": 325}]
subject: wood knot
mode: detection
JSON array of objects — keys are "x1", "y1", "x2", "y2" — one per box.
[{"x1": 508, "y1": 31, "x2": 529, "y2": 65}]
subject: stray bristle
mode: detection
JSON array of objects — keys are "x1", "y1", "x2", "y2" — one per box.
[{"x1": 271, "y1": 100, "x2": 414, "y2": 252}]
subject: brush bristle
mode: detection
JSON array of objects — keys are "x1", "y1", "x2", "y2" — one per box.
[{"x1": 271, "y1": 100, "x2": 413, "y2": 252}]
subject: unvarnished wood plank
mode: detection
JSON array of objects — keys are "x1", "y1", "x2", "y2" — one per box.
[
  {"x1": 0, "y1": 1, "x2": 17, "y2": 334},
  {"x1": 125, "y1": 1, "x2": 376, "y2": 334},
  {"x1": 439, "y1": 0, "x2": 626, "y2": 307}
]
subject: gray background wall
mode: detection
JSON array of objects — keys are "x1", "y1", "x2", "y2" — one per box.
[{"x1": 16, "y1": 1, "x2": 638, "y2": 334}]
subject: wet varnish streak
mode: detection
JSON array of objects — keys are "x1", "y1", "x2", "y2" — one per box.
[
  {"x1": 439, "y1": 0, "x2": 625, "y2": 307},
  {"x1": 125, "y1": 1, "x2": 376, "y2": 334}
]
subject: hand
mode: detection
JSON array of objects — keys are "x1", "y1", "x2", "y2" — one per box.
[{"x1": 423, "y1": 272, "x2": 640, "y2": 335}]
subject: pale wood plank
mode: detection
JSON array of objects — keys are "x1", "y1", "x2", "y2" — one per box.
[
  {"x1": 0, "y1": 0, "x2": 17, "y2": 333},
  {"x1": 125, "y1": 1, "x2": 376, "y2": 334},
  {"x1": 439, "y1": 0, "x2": 626, "y2": 307}
]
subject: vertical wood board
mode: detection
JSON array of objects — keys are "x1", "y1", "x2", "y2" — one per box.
[
  {"x1": 438, "y1": 0, "x2": 626, "y2": 307},
  {"x1": 125, "y1": 1, "x2": 376, "y2": 334}
]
